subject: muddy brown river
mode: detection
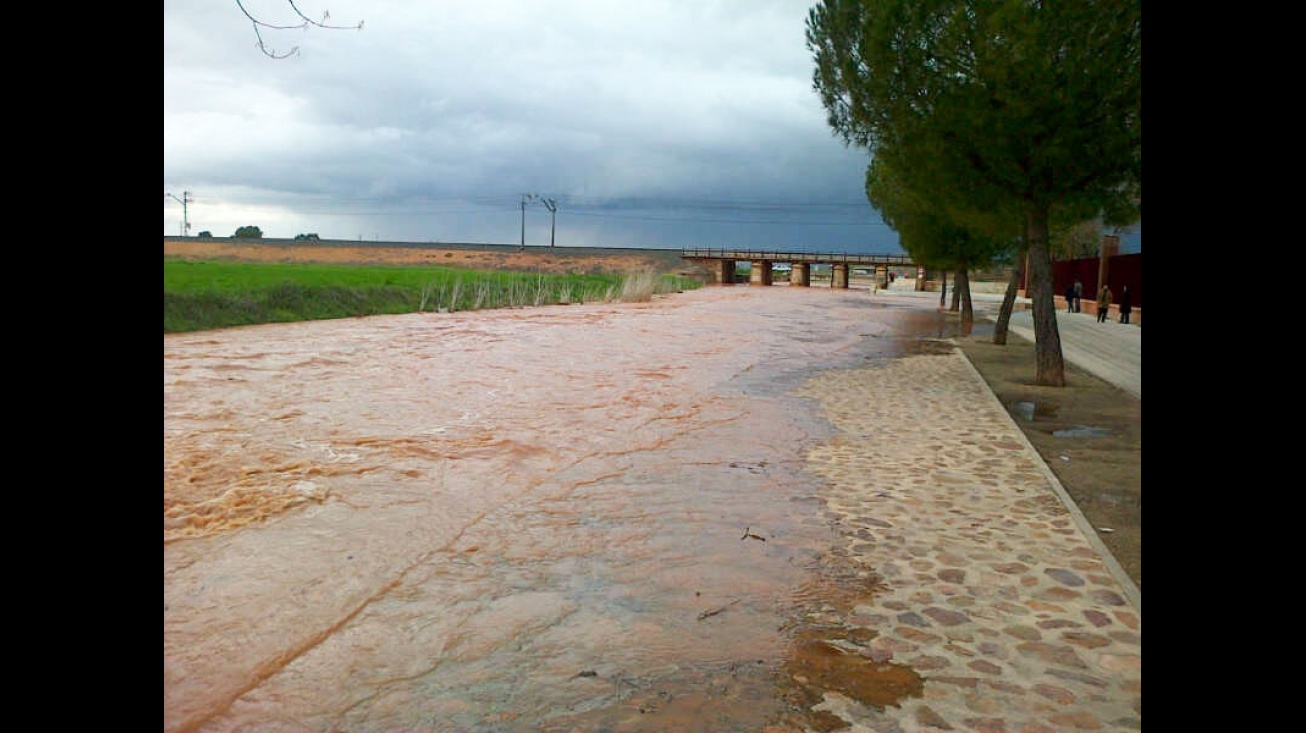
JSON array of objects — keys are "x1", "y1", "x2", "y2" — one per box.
[{"x1": 163, "y1": 286, "x2": 986, "y2": 732}]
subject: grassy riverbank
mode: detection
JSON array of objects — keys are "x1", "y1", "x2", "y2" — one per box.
[{"x1": 164, "y1": 259, "x2": 702, "y2": 333}]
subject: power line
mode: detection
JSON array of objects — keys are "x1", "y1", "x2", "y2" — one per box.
[
  {"x1": 284, "y1": 197, "x2": 886, "y2": 224},
  {"x1": 562, "y1": 210, "x2": 889, "y2": 226},
  {"x1": 168, "y1": 190, "x2": 891, "y2": 228},
  {"x1": 206, "y1": 190, "x2": 876, "y2": 210}
]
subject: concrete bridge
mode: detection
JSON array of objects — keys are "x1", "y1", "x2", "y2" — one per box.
[{"x1": 680, "y1": 248, "x2": 925, "y2": 289}]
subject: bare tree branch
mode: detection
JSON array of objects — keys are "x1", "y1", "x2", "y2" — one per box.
[{"x1": 234, "y1": 0, "x2": 364, "y2": 59}]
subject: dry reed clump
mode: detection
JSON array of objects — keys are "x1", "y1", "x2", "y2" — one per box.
[
  {"x1": 415, "y1": 269, "x2": 673, "y2": 315},
  {"x1": 619, "y1": 269, "x2": 660, "y2": 302}
]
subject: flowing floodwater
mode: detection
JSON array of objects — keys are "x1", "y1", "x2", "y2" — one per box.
[{"x1": 164, "y1": 285, "x2": 965, "y2": 732}]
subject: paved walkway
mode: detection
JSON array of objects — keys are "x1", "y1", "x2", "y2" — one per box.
[
  {"x1": 879, "y1": 286, "x2": 1142, "y2": 609},
  {"x1": 797, "y1": 286, "x2": 1144, "y2": 731},
  {"x1": 881, "y1": 285, "x2": 1141, "y2": 400},
  {"x1": 1005, "y1": 307, "x2": 1141, "y2": 400}
]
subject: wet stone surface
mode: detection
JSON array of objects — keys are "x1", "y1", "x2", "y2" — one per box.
[
  {"x1": 164, "y1": 287, "x2": 1140, "y2": 732},
  {"x1": 790, "y1": 351, "x2": 1141, "y2": 731}
]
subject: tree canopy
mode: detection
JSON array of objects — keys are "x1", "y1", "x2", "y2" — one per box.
[
  {"x1": 807, "y1": 0, "x2": 1141, "y2": 386},
  {"x1": 866, "y1": 151, "x2": 1016, "y2": 329},
  {"x1": 233, "y1": 226, "x2": 264, "y2": 239}
]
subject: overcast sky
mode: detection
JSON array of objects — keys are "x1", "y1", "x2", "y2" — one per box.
[{"x1": 163, "y1": 1, "x2": 1138, "y2": 255}]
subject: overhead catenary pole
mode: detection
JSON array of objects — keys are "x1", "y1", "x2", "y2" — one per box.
[
  {"x1": 166, "y1": 191, "x2": 193, "y2": 237},
  {"x1": 520, "y1": 193, "x2": 537, "y2": 251},
  {"x1": 540, "y1": 198, "x2": 557, "y2": 247}
]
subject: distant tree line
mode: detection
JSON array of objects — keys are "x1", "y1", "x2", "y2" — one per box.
[{"x1": 177, "y1": 228, "x2": 323, "y2": 240}]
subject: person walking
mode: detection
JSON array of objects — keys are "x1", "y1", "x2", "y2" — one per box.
[
  {"x1": 1118, "y1": 285, "x2": 1132, "y2": 324},
  {"x1": 1073, "y1": 278, "x2": 1083, "y2": 313},
  {"x1": 1097, "y1": 284, "x2": 1113, "y2": 323},
  {"x1": 1065, "y1": 282, "x2": 1076, "y2": 314}
]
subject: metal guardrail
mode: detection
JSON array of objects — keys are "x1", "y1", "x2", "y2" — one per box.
[{"x1": 680, "y1": 248, "x2": 915, "y2": 266}]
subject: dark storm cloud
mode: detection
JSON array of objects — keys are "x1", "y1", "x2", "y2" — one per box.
[{"x1": 165, "y1": 1, "x2": 902, "y2": 249}]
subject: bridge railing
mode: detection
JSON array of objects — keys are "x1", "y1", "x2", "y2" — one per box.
[{"x1": 680, "y1": 248, "x2": 915, "y2": 266}]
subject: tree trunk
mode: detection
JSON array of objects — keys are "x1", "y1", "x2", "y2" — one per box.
[
  {"x1": 992, "y1": 249, "x2": 1027, "y2": 346},
  {"x1": 938, "y1": 271, "x2": 948, "y2": 309},
  {"x1": 1026, "y1": 209, "x2": 1066, "y2": 386},
  {"x1": 950, "y1": 271, "x2": 962, "y2": 312},
  {"x1": 955, "y1": 266, "x2": 973, "y2": 332}
]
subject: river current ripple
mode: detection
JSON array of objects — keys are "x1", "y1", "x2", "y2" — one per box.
[{"x1": 163, "y1": 285, "x2": 956, "y2": 732}]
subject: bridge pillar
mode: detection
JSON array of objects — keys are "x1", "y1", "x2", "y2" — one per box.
[
  {"x1": 790, "y1": 262, "x2": 810, "y2": 287},
  {"x1": 875, "y1": 264, "x2": 889, "y2": 289},
  {"x1": 708, "y1": 259, "x2": 735, "y2": 285},
  {"x1": 750, "y1": 260, "x2": 773, "y2": 286},
  {"x1": 832, "y1": 263, "x2": 849, "y2": 289}
]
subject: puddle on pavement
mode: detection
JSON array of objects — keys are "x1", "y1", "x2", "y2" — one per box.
[
  {"x1": 1011, "y1": 400, "x2": 1061, "y2": 421},
  {"x1": 765, "y1": 549, "x2": 923, "y2": 729},
  {"x1": 1093, "y1": 491, "x2": 1140, "y2": 507},
  {"x1": 785, "y1": 632, "x2": 924, "y2": 711},
  {"x1": 862, "y1": 337, "x2": 955, "y2": 359},
  {"x1": 1053, "y1": 425, "x2": 1111, "y2": 438}
]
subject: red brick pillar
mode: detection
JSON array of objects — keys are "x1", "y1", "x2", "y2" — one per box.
[
  {"x1": 1096, "y1": 235, "x2": 1119, "y2": 318},
  {"x1": 1098, "y1": 235, "x2": 1119, "y2": 292}
]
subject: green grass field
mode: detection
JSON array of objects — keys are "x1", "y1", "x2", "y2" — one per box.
[{"x1": 164, "y1": 259, "x2": 701, "y2": 333}]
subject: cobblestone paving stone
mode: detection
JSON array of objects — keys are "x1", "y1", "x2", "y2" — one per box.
[{"x1": 792, "y1": 350, "x2": 1141, "y2": 732}]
